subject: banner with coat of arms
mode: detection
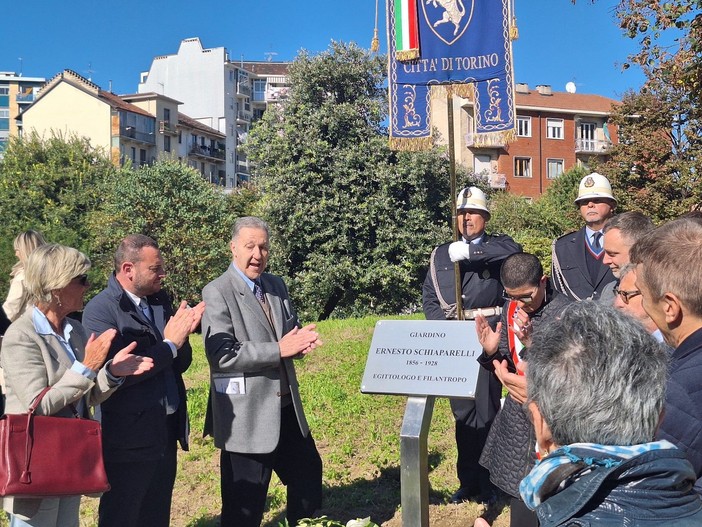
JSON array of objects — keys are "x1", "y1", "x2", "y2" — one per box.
[{"x1": 388, "y1": 0, "x2": 516, "y2": 150}]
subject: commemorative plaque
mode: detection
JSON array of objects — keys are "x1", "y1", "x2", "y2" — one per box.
[{"x1": 361, "y1": 319, "x2": 482, "y2": 398}]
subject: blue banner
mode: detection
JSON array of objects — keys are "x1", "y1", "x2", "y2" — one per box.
[{"x1": 388, "y1": 0, "x2": 515, "y2": 145}]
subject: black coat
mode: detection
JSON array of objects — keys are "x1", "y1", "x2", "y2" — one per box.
[
  {"x1": 478, "y1": 286, "x2": 571, "y2": 497},
  {"x1": 551, "y1": 226, "x2": 615, "y2": 301},
  {"x1": 82, "y1": 273, "x2": 191, "y2": 462},
  {"x1": 422, "y1": 233, "x2": 522, "y2": 320}
]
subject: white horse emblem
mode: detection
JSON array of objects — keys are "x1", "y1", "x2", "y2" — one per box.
[{"x1": 426, "y1": 0, "x2": 466, "y2": 36}]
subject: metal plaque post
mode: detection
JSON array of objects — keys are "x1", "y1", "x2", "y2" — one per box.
[{"x1": 400, "y1": 395, "x2": 436, "y2": 527}]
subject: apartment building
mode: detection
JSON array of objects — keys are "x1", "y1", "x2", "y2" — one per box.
[
  {"x1": 19, "y1": 70, "x2": 227, "y2": 182},
  {"x1": 434, "y1": 83, "x2": 619, "y2": 199},
  {"x1": 20, "y1": 70, "x2": 158, "y2": 167},
  {"x1": 138, "y1": 37, "x2": 290, "y2": 188},
  {"x1": 0, "y1": 71, "x2": 45, "y2": 155}
]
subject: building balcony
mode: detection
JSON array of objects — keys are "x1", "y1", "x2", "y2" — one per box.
[
  {"x1": 189, "y1": 144, "x2": 226, "y2": 160},
  {"x1": 120, "y1": 127, "x2": 156, "y2": 145},
  {"x1": 236, "y1": 160, "x2": 249, "y2": 174},
  {"x1": 16, "y1": 93, "x2": 35, "y2": 103},
  {"x1": 265, "y1": 87, "x2": 289, "y2": 102},
  {"x1": 159, "y1": 120, "x2": 178, "y2": 135},
  {"x1": 236, "y1": 110, "x2": 252, "y2": 123},
  {"x1": 237, "y1": 84, "x2": 251, "y2": 97},
  {"x1": 575, "y1": 139, "x2": 613, "y2": 154}
]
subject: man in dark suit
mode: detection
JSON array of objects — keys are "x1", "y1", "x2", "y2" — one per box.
[
  {"x1": 83, "y1": 234, "x2": 204, "y2": 527},
  {"x1": 202, "y1": 216, "x2": 323, "y2": 527},
  {"x1": 551, "y1": 173, "x2": 617, "y2": 301},
  {"x1": 423, "y1": 186, "x2": 522, "y2": 504}
]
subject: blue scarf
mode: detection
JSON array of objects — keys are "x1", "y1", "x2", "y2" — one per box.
[{"x1": 519, "y1": 440, "x2": 676, "y2": 510}]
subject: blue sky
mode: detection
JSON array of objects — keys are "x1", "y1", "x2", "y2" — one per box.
[{"x1": 1, "y1": 0, "x2": 644, "y2": 100}]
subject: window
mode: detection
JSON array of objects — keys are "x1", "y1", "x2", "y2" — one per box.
[
  {"x1": 178, "y1": 131, "x2": 182, "y2": 144},
  {"x1": 163, "y1": 108, "x2": 170, "y2": 122},
  {"x1": 140, "y1": 149, "x2": 146, "y2": 164},
  {"x1": 0, "y1": 86, "x2": 9, "y2": 95},
  {"x1": 546, "y1": 118, "x2": 564, "y2": 139},
  {"x1": 130, "y1": 147, "x2": 136, "y2": 163},
  {"x1": 547, "y1": 159, "x2": 564, "y2": 179},
  {"x1": 164, "y1": 135, "x2": 171, "y2": 153},
  {"x1": 514, "y1": 157, "x2": 531, "y2": 178},
  {"x1": 517, "y1": 116, "x2": 531, "y2": 137}
]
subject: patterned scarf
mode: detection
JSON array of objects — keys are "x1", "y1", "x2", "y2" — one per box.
[{"x1": 519, "y1": 440, "x2": 677, "y2": 510}]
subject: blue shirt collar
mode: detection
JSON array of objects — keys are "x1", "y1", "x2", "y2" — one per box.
[
  {"x1": 32, "y1": 306, "x2": 73, "y2": 341},
  {"x1": 231, "y1": 262, "x2": 257, "y2": 292}
]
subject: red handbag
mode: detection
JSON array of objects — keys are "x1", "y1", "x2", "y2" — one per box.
[{"x1": 0, "y1": 386, "x2": 110, "y2": 497}]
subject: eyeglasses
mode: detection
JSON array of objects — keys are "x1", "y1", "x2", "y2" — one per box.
[
  {"x1": 502, "y1": 289, "x2": 536, "y2": 304},
  {"x1": 73, "y1": 274, "x2": 90, "y2": 287},
  {"x1": 613, "y1": 286, "x2": 641, "y2": 304}
]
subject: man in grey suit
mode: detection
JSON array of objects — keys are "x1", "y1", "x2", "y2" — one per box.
[{"x1": 202, "y1": 216, "x2": 323, "y2": 527}]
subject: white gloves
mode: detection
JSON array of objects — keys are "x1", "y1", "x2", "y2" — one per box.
[{"x1": 448, "y1": 241, "x2": 471, "y2": 262}]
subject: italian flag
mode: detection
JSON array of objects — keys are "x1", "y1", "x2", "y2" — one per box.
[{"x1": 394, "y1": 0, "x2": 420, "y2": 61}]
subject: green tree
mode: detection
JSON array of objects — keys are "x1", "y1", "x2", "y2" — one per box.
[
  {"x1": 581, "y1": 0, "x2": 702, "y2": 218},
  {"x1": 0, "y1": 132, "x2": 115, "y2": 295},
  {"x1": 246, "y1": 42, "x2": 457, "y2": 320},
  {"x1": 88, "y1": 161, "x2": 259, "y2": 304}
]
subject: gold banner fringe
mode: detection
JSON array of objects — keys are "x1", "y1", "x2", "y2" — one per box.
[
  {"x1": 396, "y1": 49, "x2": 420, "y2": 62},
  {"x1": 388, "y1": 136, "x2": 433, "y2": 151},
  {"x1": 431, "y1": 84, "x2": 474, "y2": 100},
  {"x1": 472, "y1": 128, "x2": 518, "y2": 148}
]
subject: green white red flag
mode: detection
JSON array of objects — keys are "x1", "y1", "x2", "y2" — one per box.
[{"x1": 393, "y1": 0, "x2": 420, "y2": 61}]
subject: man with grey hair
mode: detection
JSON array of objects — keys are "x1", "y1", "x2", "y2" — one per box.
[
  {"x1": 599, "y1": 211, "x2": 654, "y2": 303},
  {"x1": 513, "y1": 301, "x2": 702, "y2": 526},
  {"x1": 630, "y1": 217, "x2": 702, "y2": 494},
  {"x1": 202, "y1": 216, "x2": 323, "y2": 527}
]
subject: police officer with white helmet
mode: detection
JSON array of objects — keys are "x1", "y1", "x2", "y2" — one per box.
[
  {"x1": 551, "y1": 173, "x2": 617, "y2": 301},
  {"x1": 423, "y1": 186, "x2": 522, "y2": 504}
]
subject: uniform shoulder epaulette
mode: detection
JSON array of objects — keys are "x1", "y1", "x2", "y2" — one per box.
[{"x1": 554, "y1": 229, "x2": 579, "y2": 242}]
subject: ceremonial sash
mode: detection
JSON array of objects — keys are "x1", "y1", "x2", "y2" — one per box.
[
  {"x1": 394, "y1": 0, "x2": 420, "y2": 61},
  {"x1": 506, "y1": 301, "x2": 525, "y2": 376}
]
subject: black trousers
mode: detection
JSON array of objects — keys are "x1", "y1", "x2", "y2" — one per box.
[
  {"x1": 220, "y1": 404, "x2": 323, "y2": 527},
  {"x1": 510, "y1": 496, "x2": 538, "y2": 527},
  {"x1": 450, "y1": 366, "x2": 502, "y2": 493},
  {"x1": 98, "y1": 418, "x2": 178, "y2": 527}
]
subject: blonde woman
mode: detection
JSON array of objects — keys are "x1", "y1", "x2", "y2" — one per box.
[
  {"x1": 1, "y1": 244, "x2": 154, "y2": 527},
  {"x1": 3, "y1": 230, "x2": 47, "y2": 322}
]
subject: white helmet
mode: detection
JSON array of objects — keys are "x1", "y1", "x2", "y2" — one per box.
[
  {"x1": 456, "y1": 186, "x2": 489, "y2": 214},
  {"x1": 574, "y1": 173, "x2": 617, "y2": 205}
]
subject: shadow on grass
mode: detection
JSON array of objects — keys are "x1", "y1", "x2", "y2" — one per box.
[{"x1": 185, "y1": 453, "x2": 457, "y2": 527}]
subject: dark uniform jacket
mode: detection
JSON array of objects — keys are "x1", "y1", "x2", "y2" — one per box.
[
  {"x1": 478, "y1": 286, "x2": 571, "y2": 497},
  {"x1": 82, "y1": 273, "x2": 191, "y2": 463},
  {"x1": 551, "y1": 226, "x2": 614, "y2": 301},
  {"x1": 656, "y1": 326, "x2": 702, "y2": 494},
  {"x1": 423, "y1": 233, "x2": 522, "y2": 320}
]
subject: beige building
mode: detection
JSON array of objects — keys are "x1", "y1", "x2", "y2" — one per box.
[{"x1": 20, "y1": 70, "x2": 158, "y2": 167}]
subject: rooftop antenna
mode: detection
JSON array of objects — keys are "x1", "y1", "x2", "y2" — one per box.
[
  {"x1": 86, "y1": 62, "x2": 94, "y2": 81},
  {"x1": 18, "y1": 57, "x2": 23, "y2": 77},
  {"x1": 264, "y1": 51, "x2": 278, "y2": 62}
]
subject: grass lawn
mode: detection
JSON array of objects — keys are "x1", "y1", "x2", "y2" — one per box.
[{"x1": 4, "y1": 314, "x2": 511, "y2": 527}]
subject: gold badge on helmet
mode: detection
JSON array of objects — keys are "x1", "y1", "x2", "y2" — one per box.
[
  {"x1": 464, "y1": 189, "x2": 472, "y2": 198},
  {"x1": 584, "y1": 176, "x2": 595, "y2": 188}
]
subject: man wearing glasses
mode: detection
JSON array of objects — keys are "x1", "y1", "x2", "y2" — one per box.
[
  {"x1": 474, "y1": 252, "x2": 571, "y2": 527},
  {"x1": 423, "y1": 186, "x2": 521, "y2": 505},
  {"x1": 551, "y1": 173, "x2": 617, "y2": 301},
  {"x1": 612, "y1": 263, "x2": 666, "y2": 344}
]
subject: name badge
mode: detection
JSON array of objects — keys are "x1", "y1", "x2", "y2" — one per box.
[{"x1": 213, "y1": 374, "x2": 246, "y2": 395}]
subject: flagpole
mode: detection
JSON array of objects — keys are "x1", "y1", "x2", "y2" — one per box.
[{"x1": 447, "y1": 88, "x2": 463, "y2": 321}]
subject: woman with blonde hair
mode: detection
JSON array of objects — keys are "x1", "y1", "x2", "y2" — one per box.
[
  {"x1": 1, "y1": 243, "x2": 154, "y2": 527},
  {"x1": 3, "y1": 230, "x2": 47, "y2": 322}
]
